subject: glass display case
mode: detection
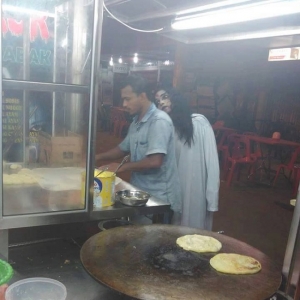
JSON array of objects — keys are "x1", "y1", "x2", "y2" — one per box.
[
  {"x1": 0, "y1": 0, "x2": 172, "y2": 260},
  {"x1": 0, "y1": 0, "x2": 104, "y2": 257}
]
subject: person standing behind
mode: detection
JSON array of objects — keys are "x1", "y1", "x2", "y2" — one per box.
[
  {"x1": 155, "y1": 88, "x2": 220, "y2": 230},
  {"x1": 96, "y1": 75, "x2": 182, "y2": 221}
]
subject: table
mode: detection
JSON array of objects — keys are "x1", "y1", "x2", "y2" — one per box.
[
  {"x1": 90, "y1": 180, "x2": 171, "y2": 223},
  {"x1": 81, "y1": 225, "x2": 282, "y2": 300},
  {"x1": 247, "y1": 136, "x2": 300, "y2": 184},
  {"x1": 212, "y1": 125, "x2": 236, "y2": 132},
  {"x1": 247, "y1": 136, "x2": 300, "y2": 148}
]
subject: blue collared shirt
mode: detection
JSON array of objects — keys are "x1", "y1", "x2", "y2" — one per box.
[{"x1": 119, "y1": 103, "x2": 182, "y2": 212}]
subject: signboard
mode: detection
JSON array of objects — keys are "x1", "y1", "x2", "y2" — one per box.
[
  {"x1": 268, "y1": 47, "x2": 300, "y2": 61},
  {"x1": 2, "y1": 10, "x2": 54, "y2": 82},
  {"x1": 2, "y1": 90, "x2": 24, "y2": 162},
  {"x1": 113, "y1": 64, "x2": 129, "y2": 74}
]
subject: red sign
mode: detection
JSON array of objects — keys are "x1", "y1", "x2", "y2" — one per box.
[{"x1": 2, "y1": 16, "x2": 50, "y2": 42}]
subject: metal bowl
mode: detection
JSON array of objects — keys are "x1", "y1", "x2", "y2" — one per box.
[{"x1": 116, "y1": 190, "x2": 150, "y2": 206}]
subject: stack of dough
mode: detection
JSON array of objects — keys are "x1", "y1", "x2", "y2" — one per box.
[{"x1": 3, "y1": 168, "x2": 38, "y2": 185}]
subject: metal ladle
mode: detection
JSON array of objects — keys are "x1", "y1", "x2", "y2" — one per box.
[
  {"x1": 95, "y1": 166, "x2": 109, "y2": 177},
  {"x1": 113, "y1": 155, "x2": 130, "y2": 175}
]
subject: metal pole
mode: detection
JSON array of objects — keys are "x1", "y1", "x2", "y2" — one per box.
[
  {"x1": 0, "y1": 0, "x2": 3, "y2": 219},
  {"x1": 0, "y1": 0, "x2": 9, "y2": 260},
  {"x1": 157, "y1": 61, "x2": 161, "y2": 83},
  {"x1": 282, "y1": 185, "x2": 300, "y2": 297},
  {"x1": 85, "y1": 0, "x2": 104, "y2": 212},
  {"x1": 52, "y1": 7, "x2": 58, "y2": 136},
  {"x1": 23, "y1": 18, "x2": 30, "y2": 163}
]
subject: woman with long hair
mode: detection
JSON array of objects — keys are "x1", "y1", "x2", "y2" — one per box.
[{"x1": 155, "y1": 88, "x2": 220, "y2": 230}]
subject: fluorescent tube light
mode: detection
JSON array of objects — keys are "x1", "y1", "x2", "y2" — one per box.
[
  {"x1": 176, "y1": 0, "x2": 251, "y2": 15},
  {"x1": 3, "y1": 5, "x2": 55, "y2": 17},
  {"x1": 172, "y1": 0, "x2": 300, "y2": 30}
]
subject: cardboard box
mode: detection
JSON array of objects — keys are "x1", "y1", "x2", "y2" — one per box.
[{"x1": 39, "y1": 130, "x2": 83, "y2": 166}]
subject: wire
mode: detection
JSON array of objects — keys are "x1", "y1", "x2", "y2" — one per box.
[{"x1": 103, "y1": 1, "x2": 164, "y2": 33}]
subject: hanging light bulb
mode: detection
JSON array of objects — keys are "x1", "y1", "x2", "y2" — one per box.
[
  {"x1": 133, "y1": 53, "x2": 138, "y2": 64},
  {"x1": 109, "y1": 57, "x2": 114, "y2": 66},
  {"x1": 118, "y1": 57, "x2": 123, "y2": 64}
]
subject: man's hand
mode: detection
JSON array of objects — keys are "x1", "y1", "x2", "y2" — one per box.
[
  {"x1": 119, "y1": 153, "x2": 164, "y2": 173},
  {"x1": 97, "y1": 163, "x2": 121, "y2": 173},
  {"x1": 96, "y1": 147, "x2": 128, "y2": 162},
  {"x1": 0, "y1": 284, "x2": 8, "y2": 300}
]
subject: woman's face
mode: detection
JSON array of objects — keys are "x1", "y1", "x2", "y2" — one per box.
[{"x1": 155, "y1": 89, "x2": 172, "y2": 113}]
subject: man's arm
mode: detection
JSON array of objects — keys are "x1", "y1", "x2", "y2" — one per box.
[
  {"x1": 119, "y1": 153, "x2": 164, "y2": 172},
  {"x1": 118, "y1": 116, "x2": 172, "y2": 173},
  {"x1": 96, "y1": 146, "x2": 128, "y2": 162}
]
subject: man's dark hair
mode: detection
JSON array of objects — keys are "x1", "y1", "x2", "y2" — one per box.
[{"x1": 120, "y1": 74, "x2": 153, "y2": 101}]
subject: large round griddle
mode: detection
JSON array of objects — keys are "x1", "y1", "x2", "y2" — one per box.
[{"x1": 80, "y1": 225, "x2": 281, "y2": 300}]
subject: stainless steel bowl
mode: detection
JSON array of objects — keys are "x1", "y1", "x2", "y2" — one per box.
[{"x1": 116, "y1": 190, "x2": 150, "y2": 206}]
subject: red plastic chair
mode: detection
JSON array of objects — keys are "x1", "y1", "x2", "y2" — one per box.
[
  {"x1": 273, "y1": 146, "x2": 300, "y2": 187},
  {"x1": 243, "y1": 132, "x2": 266, "y2": 180},
  {"x1": 215, "y1": 128, "x2": 237, "y2": 174},
  {"x1": 110, "y1": 107, "x2": 130, "y2": 137},
  {"x1": 225, "y1": 134, "x2": 257, "y2": 187}
]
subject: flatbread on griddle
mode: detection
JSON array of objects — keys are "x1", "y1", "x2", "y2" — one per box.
[
  {"x1": 176, "y1": 234, "x2": 222, "y2": 253},
  {"x1": 210, "y1": 253, "x2": 262, "y2": 275}
]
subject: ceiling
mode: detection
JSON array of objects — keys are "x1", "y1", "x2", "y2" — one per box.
[{"x1": 103, "y1": 0, "x2": 300, "y2": 52}]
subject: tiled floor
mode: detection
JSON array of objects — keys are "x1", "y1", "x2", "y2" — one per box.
[{"x1": 4, "y1": 130, "x2": 297, "y2": 299}]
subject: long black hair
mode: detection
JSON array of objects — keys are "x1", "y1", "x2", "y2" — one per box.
[{"x1": 164, "y1": 88, "x2": 194, "y2": 147}]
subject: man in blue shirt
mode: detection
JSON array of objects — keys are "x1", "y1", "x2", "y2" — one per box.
[{"x1": 96, "y1": 75, "x2": 181, "y2": 216}]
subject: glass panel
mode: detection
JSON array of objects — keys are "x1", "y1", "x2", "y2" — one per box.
[
  {"x1": 2, "y1": 0, "x2": 94, "y2": 85},
  {"x1": 2, "y1": 89, "x2": 89, "y2": 215}
]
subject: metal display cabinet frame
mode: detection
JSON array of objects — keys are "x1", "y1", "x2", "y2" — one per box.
[{"x1": 0, "y1": 0, "x2": 104, "y2": 259}]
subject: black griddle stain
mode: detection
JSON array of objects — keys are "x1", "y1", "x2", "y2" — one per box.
[{"x1": 148, "y1": 245, "x2": 214, "y2": 277}]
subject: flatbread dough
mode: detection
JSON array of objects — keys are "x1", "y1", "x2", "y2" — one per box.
[
  {"x1": 176, "y1": 234, "x2": 222, "y2": 253},
  {"x1": 3, "y1": 173, "x2": 37, "y2": 185},
  {"x1": 10, "y1": 164, "x2": 22, "y2": 170},
  {"x1": 210, "y1": 253, "x2": 262, "y2": 275}
]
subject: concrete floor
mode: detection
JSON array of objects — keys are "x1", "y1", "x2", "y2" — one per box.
[{"x1": 4, "y1": 131, "x2": 296, "y2": 299}]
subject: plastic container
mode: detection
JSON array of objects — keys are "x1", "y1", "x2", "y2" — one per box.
[
  {"x1": 98, "y1": 219, "x2": 134, "y2": 231},
  {"x1": 5, "y1": 277, "x2": 67, "y2": 300},
  {"x1": 81, "y1": 170, "x2": 116, "y2": 208},
  {"x1": 0, "y1": 259, "x2": 13, "y2": 285}
]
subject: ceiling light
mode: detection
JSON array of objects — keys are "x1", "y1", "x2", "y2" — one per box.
[
  {"x1": 61, "y1": 38, "x2": 67, "y2": 48},
  {"x1": 164, "y1": 60, "x2": 170, "y2": 65},
  {"x1": 176, "y1": 0, "x2": 250, "y2": 15},
  {"x1": 109, "y1": 57, "x2": 114, "y2": 66},
  {"x1": 3, "y1": 5, "x2": 55, "y2": 17},
  {"x1": 118, "y1": 57, "x2": 123, "y2": 64},
  {"x1": 172, "y1": 0, "x2": 300, "y2": 30},
  {"x1": 133, "y1": 53, "x2": 138, "y2": 64}
]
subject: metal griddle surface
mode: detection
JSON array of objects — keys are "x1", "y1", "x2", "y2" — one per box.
[{"x1": 80, "y1": 225, "x2": 281, "y2": 300}]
